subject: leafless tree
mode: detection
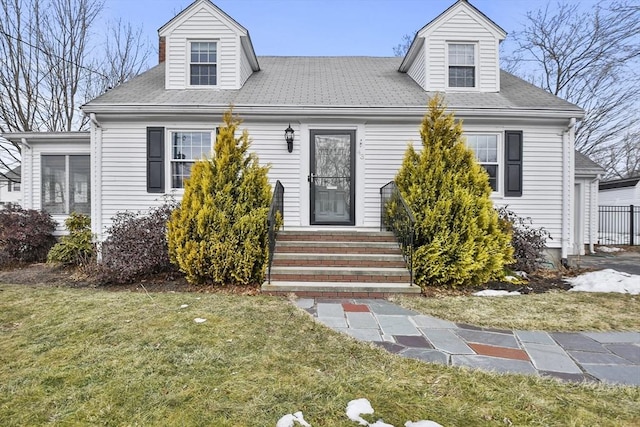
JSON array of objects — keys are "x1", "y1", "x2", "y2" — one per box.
[
  {"x1": 392, "y1": 32, "x2": 414, "y2": 57},
  {"x1": 599, "y1": 131, "x2": 640, "y2": 179},
  {"x1": 505, "y1": 1, "x2": 640, "y2": 175},
  {"x1": 0, "y1": 0, "x2": 151, "y2": 179}
]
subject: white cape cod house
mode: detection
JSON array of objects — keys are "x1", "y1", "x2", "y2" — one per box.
[{"x1": 4, "y1": 0, "x2": 602, "y2": 271}]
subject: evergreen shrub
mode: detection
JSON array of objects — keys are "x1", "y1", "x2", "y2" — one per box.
[
  {"x1": 394, "y1": 95, "x2": 513, "y2": 288},
  {"x1": 167, "y1": 109, "x2": 271, "y2": 286},
  {"x1": 47, "y1": 212, "x2": 94, "y2": 266},
  {"x1": 0, "y1": 204, "x2": 56, "y2": 266}
]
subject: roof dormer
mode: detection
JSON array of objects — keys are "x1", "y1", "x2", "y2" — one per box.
[
  {"x1": 399, "y1": 0, "x2": 506, "y2": 93},
  {"x1": 158, "y1": 0, "x2": 259, "y2": 90}
]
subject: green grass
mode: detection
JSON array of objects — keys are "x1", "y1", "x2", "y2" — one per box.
[
  {"x1": 394, "y1": 291, "x2": 640, "y2": 332},
  {"x1": 0, "y1": 285, "x2": 638, "y2": 426}
]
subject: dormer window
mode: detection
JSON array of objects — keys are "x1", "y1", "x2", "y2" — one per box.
[
  {"x1": 190, "y1": 41, "x2": 217, "y2": 86},
  {"x1": 448, "y1": 43, "x2": 476, "y2": 88}
]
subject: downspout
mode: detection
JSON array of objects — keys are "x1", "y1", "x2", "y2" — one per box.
[
  {"x1": 589, "y1": 174, "x2": 600, "y2": 254},
  {"x1": 561, "y1": 118, "x2": 576, "y2": 268},
  {"x1": 89, "y1": 113, "x2": 103, "y2": 258},
  {"x1": 20, "y1": 138, "x2": 32, "y2": 209}
]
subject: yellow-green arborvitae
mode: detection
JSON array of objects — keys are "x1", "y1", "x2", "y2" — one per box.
[
  {"x1": 167, "y1": 109, "x2": 272, "y2": 285},
  {"x1": 395, "y1": 95, "x2": 513, "y2": 288}
]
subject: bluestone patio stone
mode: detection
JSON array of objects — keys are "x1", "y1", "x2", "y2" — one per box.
[
  {"x1": 401, "y1": 348, "x2": 449, "y2": 364},
  {"x1": 456, "y1": 329, "x2": 520, "y2": 349},
  {"x1": 420, "y1": 328, "x2": 475, "y2": 354},
  {"x1": 367, "y1": 301, "x2": 417, "y2": 316},
  {"x1": 567, "y1": 350, "x2": 632, "y2": 365},
  {"x1": 583, "y1": 331, "x2": 640, "y2": 344},
  {"x1": 550, "y1": 333, "x2": 608, "y2": 353},
  {"x1": 376, "y1": 315, "x2": 421, "y2": 336},
  {"x1": 316, "y1": 303, "x2": 345, "y2": 318},
  {"x1": 451, "y1": 355, "x2": 537, "y2": 375},
  {"x1": 346, "y1": 312, "x2": 379, "y2": 329},
  {"x1": 606, "y1": 344, "x2": 640, "y2": 364},
  {"x1": 411, "y1": 315, "x2": 457, "y2": 329},
  {"x1": 581, "y1": 364, "x2": 640, "y2": 386},
  {"x1": 294, "y1": 298, "x2": 315, "y2": 309},
  {"x1": 515, "y1": 330, "x2": 556, "y2": 345},
  {"x1": 523, "y1": 342, "x2": 582, "y2": 374},
  {"x1": 346, "y1": 328, "x2": 382, "y2": 342}
]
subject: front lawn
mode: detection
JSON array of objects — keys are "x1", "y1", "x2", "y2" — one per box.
[
  {"x1": 394, "y1": 291, "x2": 640, "y2": 332},
  {"x1": 1, "y1": 285, "x2": 638, "y2": 426}
]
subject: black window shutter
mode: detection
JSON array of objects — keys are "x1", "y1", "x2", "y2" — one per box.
[
  {"x1": 505, "y1": 130, "x2": 523, "y2": 197},
  {"x1": 147, "y1": 127, "x2": 165, "y2": 193}
]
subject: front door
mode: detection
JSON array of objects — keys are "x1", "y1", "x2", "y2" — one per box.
[{"x1": 309, "y1": 130, "x2": 355, "y2": 225}]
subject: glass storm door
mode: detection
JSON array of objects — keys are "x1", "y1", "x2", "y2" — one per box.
[{"x1": 309, "y1": 130, "x2": 355, "y2": 225}]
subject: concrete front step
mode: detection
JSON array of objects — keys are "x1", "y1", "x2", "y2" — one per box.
[
  {"x1": 262, "y1": 281, "x2": 421, "y2": 298},
  {"x1": 269, "y1": 266, "x2": 411, "y2": 283},
  {"x1": 275, "y1": 240, "x2": 401, "y2": 254},
  {"x1": 277, "y1": 230, "x2": 396, "y2": 242},
  {"x1": 272, "y1": 252, "x2": 407, "y2": 268}
]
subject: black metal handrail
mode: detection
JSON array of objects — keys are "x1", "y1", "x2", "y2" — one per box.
[
  {"x1": 267, "y1": 180, "x2": 284, "y2": 284},
  {"x1": 380, "y1": 181, "x2": 416, "y2": 285}
]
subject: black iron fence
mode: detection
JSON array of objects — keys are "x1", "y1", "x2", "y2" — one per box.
[
  {"x1": 598, "y1": 205, "x2": 639, "y2": 246},
  {"x1": 267, "y1": 180, "x2": 284, "y2": 284},
  {"x1": 380, "y1": 181, "x2": 415, "y2": 285}
]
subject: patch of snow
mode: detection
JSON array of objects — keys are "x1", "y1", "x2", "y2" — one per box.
[
  {"x1": 346, "y1": 398, "x2": 374, "y2": 425},
  {"x1": 193, "y1": 318, "x2": 207, "y2": 323},
  {"x1": 276, "y1": 411, "x2": 311, "y2": 427},
  {"x1": 566, "y1": 269, "x2": 640, "y2": 294},
  {"x1": 597, "y1": 246, "x2": 623, "y2": 253},
  {"x1": 180, "y1": 304, "x2": 189, "y2": 309},
  {"x1": 405, "y1": 421, "x2": 444, "y2": 427},
  {"x1": 473, "y1": 290, "x2": 521, "y2": 297},
  {"x1": 369, "y1": 420, "x2": 394, "y2": 427}
]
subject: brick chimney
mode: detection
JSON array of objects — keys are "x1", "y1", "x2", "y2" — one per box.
[{"x1": 159, "y1": 36, "x2": 166, "y2": 63}]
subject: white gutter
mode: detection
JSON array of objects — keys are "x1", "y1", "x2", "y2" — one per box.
[
  {"x1": 20, "y1": 137, "x2": 31, "y2": 149},
  {"x1": 561, "y1": 118, "x2": 576, "y2": 266},
  {"x1": 90, "y1": 112, "x2": 101, "y2": 128},
  {"x1": 89, "y1": 114, "x2": 103, "y2": 248}
]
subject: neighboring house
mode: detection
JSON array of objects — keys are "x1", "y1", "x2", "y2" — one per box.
[
  {"x1": 0, "y1": 166, "x2": 22, "y2": 208},
  {"x1": 3, "y1": 0, "x2": 589, "y2": 263},
  {"x1": 599, "y1": 176, "x2": 640, "y2": 206}
]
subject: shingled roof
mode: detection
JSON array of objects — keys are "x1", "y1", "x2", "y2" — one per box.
[
  {"x1": 84, "y1": 57, "x2": 583, "y2": 116},
  {"x1": 575, "y1": 151, "x2": 604, "y2": 176}
]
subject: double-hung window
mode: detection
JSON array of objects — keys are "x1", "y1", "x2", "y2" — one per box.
[
  {"x1": 41, "y1": 155, "x2": 90, "y2": 214},
  {"x1": 190, "y1": 41, "x2": 217, "y2": 86},
  {"x1": 466, "y1": 134, "x2": 499, "y2": 192},
  {"x1": 170, "y1": 131, "x2": 212, "y2": 189},
  {"x1": 448, "y1": 43, "x2": 475, "y2": 88}
]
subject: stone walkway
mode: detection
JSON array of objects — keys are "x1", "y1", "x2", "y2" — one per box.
[{"x1": 295, "y1": 298, "x2": 640, "y2": 386}]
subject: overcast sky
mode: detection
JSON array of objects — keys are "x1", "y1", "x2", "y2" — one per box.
[{"x1": 101, "y1": 0, "x2": 599, "y2": 61}]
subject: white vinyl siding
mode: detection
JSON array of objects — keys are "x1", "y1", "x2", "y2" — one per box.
[
  {"x1": 239, "y1": 43, "x2": 253, "y2": 86},
  {"x1": 407, "y1": 42, "x2": 426, "y2": 89},
  {"x1": 422, "y1": 8, "x2": 500, "y2": 92},
  {"x1": 164, "y1": 6, "x2": 239, "y2": 89}
]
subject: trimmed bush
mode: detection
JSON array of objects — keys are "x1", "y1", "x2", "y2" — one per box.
[
  {"x1": 0, "y1": 204, "x2": 56, "y2": 266},
  {"x1": 167, "y1": 109, "x2": 271, "y2": 286},
  {"x1": 47, "y1": 212, "x2": 94, "y2": 266},
  {"x1": 498, "y1": 207, "x2": 551, "y2": 273},
  {"x1": 394, "y1": 95, "x2": 513, "y2": 288},
  {"x1": 98, "y1": 199, "x2": 178, "y2": 284}
]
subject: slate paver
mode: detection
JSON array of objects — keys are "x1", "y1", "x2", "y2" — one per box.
[
  {"x1": 345, "y1": 328, "x2": 382, "y2": 342},
  {"x1": 568, "y1": 350, "x2": 632, "y2": 365},
  {"x1": 515, "y1": 330, "x2": 556, "y2": 345},
  {"x1": 411, "y1": 315, "x2": 457, "y2": 329},
  {"x1": 451, "y1": 355, "x2": 537, "y2": 375},
  {"x1": 376, "y1": 315, "x2": 421, "y2": 336},
  {"x1": 366, "y1": 301, "x2": 417, "y2": 315},
  {"x1": 394, "y1": 335, "x2": 433, "y2": 348},
  {"x1": 401, "y1": 348, "x2": 449, "y2": 364},
  {"x1": 420, "y1": 328, "x2": 475, "y2": 354},
  {"x1": 316, "y1": 303, "x2": 344, "y2": 318},
  {"x1": 342, "y1": 303, "x2": 369, "y2": 312},
  {"x1": 373, "y1": 341, "x2": 406, "y2": 354},
  {"x1": 456, "y1": 329, "x2": 520, "y2": 349},
  {"x1": 468, "y1": 343, "x2": 530, "y2": 361},
  {"x1": 550, "y1": 333, "x2": 608, "y2": 353},
  {"x1": 523, "y1": 342, "x2": 582, "y2": 374},
  {"x1": 583, "y1": 332, "x2": 640, "y2": 344},
  {"x1": 317, "y1": 317, "x2": 347, "y2": 329},
  {"x1": 346, "y1": 312, "x2": 379, "y2": 329},
  {"x1": 605, "y1": 344, "x2": 640, "y2": 364},
  {"x1": 294, "y1": 298, "x2": 315, "y2": 309},
  {"x1": 581, "y1": 364, "x2": 640, "y2": 386}
]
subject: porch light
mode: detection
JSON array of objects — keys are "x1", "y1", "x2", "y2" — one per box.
[{"x1": 284, "y1": 124, "x2": 294, "y2": 153}]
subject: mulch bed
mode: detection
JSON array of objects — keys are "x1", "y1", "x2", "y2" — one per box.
[{"x1": 1, "y1": 263, "x2": 575, "y2": 296}]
